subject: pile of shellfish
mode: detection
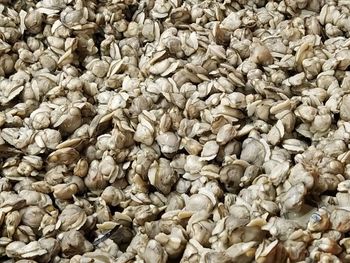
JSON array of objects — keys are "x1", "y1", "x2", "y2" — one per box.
[{"x1": 0, "y1": 0, "x2": 350, "y2": 262}]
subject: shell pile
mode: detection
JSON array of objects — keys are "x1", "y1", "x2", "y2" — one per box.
[{"x1": 1, "y1": 0, "x2": 350, "y2": 262}]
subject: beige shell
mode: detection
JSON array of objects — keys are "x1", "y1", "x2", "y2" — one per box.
[
  {"x1": 340, "y1": 94, "x2": 350, "y2": 121},
  {"x1": 200, "y1": 141, "x2": 219, "y2": 161},
  {"x1": 216, "y1": 124, "x2": 237, "y2": 145},
  {"x1": 18, "y1": 190, "x2": 52, "y2": 208},
  {"x1": 53, "y1": 183, "x2": 78, "y2": 200},
  {"x1": 60, "y1": 230, "x2": 93, "y2": 257},
  {"x1": 6, "y1": 240, "x2": 47, "y2": 258},
  {"x1": 134, "y1": 116, "x2": 155, "y2": 146},
  {"x1": 185, "y1": 193, "x2": 214, "y2": 213},
  {"x1": 57, "y1": 204, "x2": 87, "y2": 231},
  {"x1": 330, "y1": 208, "x2": 350, "y2": 233},
  {"x1": 240, "y1": 138, "x2": 267, "y2": 166},
  {"x1": 101, "y1": 186, "x2": 125, "y2": 206},
  {"x1": 74, "y1": 158, "x2": 89, "y2": 177},
  {"x1": 47, "y1": 147, "x2": 79, "y2": 165},
  {"x1": 156, "y1": 132, "x2": 180, "y2": 154},
  {"x1": 307, "y1": 208, "x2": 330, "y2": 232},
  {"x1": 250, "y1": 42, "x2": 274, "y2": 66},
  {"x1": 4, "y1": 211, "x2": 21, "y2": 239},
  {"x1": 155, "y1": 226, "x2": 187, "y2": 258},
  {"x1": 148, "y1": 158, "x2": 178, "y2": 195},
  {"x1": 141, "y1": 239, "x2": 168, "y2": 263},
  {"x1": 181, "y1": 137, "x2": 203, "y2": 155}
]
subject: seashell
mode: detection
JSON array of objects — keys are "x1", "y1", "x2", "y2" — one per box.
[
  {"x1": 59, "y1": 230, "x2": 93, "y2": 257},
  {"x1": 340, "y1": 94, "x2": 350, "y2": 121},
  {"x1": 4, "y1": 211, "x2": 21, "y2": 239},
  {"x1": 6, "y1": 240, "x2": 47, "y2": 258},
  {"x1": 288, "y1": 163, "x2": 314, "y2": 190},
  {"x1": 181, "y1": 137, "x2": 203, "y2": 155},
  {"x1": 330, "y1": 208, "x2": 350, "y2": 233},
  {"x1": 156, "y1": 132, "x2": 180, "y2": 154},
  {"x1": 250, "y1": 42, "x2": 274, "y2": 66},
  {"x1": 268, "y1": 161, "x2": 290, "y2": 186},
  {"x1": 155, "y1": 226, "x2": 187, "y2": 258},
  {"x1": 220, "y1": 161, "x2": 249, "y2": 193},
  {"x1": 240, "y1": 138, "x2": 267, "y2": 166},
  {"x1": 74, "y1": 158, "x2": 89, "y2": 178},
  {"x1": 307, "y1": 208, "x2": 330, "y2": 232},
  {"x1": 18, "y1": 190, "x2": 52, "y2": 208},
  {"x1": 101, "y1": 186, "x2": 125, "y2": 206},
  {"x1": 216, "y1": 124, "x2": 237, "y2": 145},
  {"x1": 148, "y1": 158, "x2": 178, "y2": 195},
  {"x1": 340, "y1": 237, "x2": 350, "y2": 254},
  {"x1": 185, "y1": 194, "x2": 214, "y2": 213},
  {"x1": 282, "y1": 139, "x2": 308, "y2": 153},
  {"x1": 255, "y1": 239, "x2": 288, "y2": 263},
  {"x1": 225, "y1": 241, "x2": 258, "y2": 261},
  {"x1": 267, "y1": 120, "x2": 285, "y2": 146},
  {"x1": 47, "y1": 147, "x2": 79, "y2": 165},
  {"x1": 184, "y1": 155, "x2": 206, "y2": 175},
  {"x1": 295, "y1": 105, "x2": 317, "y2": 122},
  {"x1": 24, "y1": 11, "x2": 43, "y2": 34},
  {"x1": 99, "y1": 155, "x2": 123, "y2": 183},
  {"x1": 141, "y1": 239, "x2": 168, "y2": 263},
  {"x1": 221, "y1": 12, "x2": 242, "y2": 31},
  {"x1": 200, "y1": 141, "x2": 219, "y2": 161},
  {"x1": 335, "y1": 50, "x2": 350, "y2": 70},
  {"x1": 313, "y1": 237, "x2": 342, "y2": 254},
  {"x1": 57, "y1": 204, "x2": 87, "y2": 231},
  {"x1": 134, "y1": 116, "x2": 155, "y2": 146},
  {"x1": 79, "y1": 251, "x2": 116, "y2": 263},
  {"x1": 53, "y1": 183, "x2": 78, "y2": 200}
]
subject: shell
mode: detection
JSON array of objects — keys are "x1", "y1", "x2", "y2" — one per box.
[{"x1": 57, "y1": 205, "x2": 87, "y2": 231}]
